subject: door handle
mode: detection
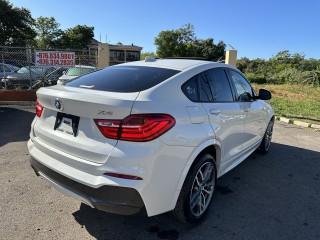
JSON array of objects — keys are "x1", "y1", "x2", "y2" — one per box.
[{"x1": 210, "y1": 109, "x2": 221, "y2": 114}]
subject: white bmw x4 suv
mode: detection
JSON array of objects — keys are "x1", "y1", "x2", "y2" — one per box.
[{"x1": 28, "y1": 58, "x2": 274, "y2": 223}]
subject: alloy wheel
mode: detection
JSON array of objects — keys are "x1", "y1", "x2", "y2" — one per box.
[{"x1": 189, "y1": 162, "x2": 215, "y2": 217}]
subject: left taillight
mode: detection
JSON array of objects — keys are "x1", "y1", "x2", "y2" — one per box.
[
  {"x1": 36, "y1": 99, "x2": 44, "y2": 117},
  {"x1": 95, "y1": 114, "x2": 175, "y2": 142}
]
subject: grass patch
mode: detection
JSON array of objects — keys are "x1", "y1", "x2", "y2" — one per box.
[{"x1": 252, "y1": 84, "x2": 320, "y2": 122}]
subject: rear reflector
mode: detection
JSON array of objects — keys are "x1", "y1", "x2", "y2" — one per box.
[
  {"x1": 95, "y1": 114, "x2": 175, "y2": 142},
  {"x1": 36, "y1": 99, "x2": 44, "y2": 117},
  {"x1": 104, "y1": 172, "x2": 143, "y2": 180}
]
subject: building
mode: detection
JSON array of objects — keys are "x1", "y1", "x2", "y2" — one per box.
[
  {"x1": 109, "y1": 44, "x2": 143, "y2": 66},
  {"x1": 89, "y1": 39, "x2": 143, "y2": 68}
]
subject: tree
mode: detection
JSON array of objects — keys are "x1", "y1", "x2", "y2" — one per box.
[
  {"x1": 154, "y1": 24, "x2": 225, "y2": 61},
  {"x1": 273, "y1": 50, "x2": 291, "y2": 60},
  {"x1": 154, "y1": 24, "x2": 195, "y2": 58},
  {"x1": 154, "y1": 28, "x2": 181, "y2": 57},
  {"x1": 0, "y1": 0, "x2": 36, "y2": 46},
  {"x1": 190, "y1": 38, "x2": 225, "y2": 60},
  {"x1": 236, "y1": 57, "x2": 250, "y2": 72},
  {"x1": 57, "y1": 25, "x2": 94, "y2": 49},
  {"x1": 34, "y1": 16, "x2": 62, "y2": 49}
]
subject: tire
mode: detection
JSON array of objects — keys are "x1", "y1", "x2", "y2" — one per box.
[
  {"x1": 259, "y1": 119, "x2": 274, "y2": 154},
  {"x1": 173, "y1": 153, "x2": 216, "y2": 224}
]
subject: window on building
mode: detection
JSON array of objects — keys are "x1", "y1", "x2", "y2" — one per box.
[{"x1": 126, "y1": 51, "x2": 140, "y2": 60}]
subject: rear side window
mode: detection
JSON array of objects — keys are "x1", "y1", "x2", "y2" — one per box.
[
  {"x1": 182, "y1": 68, "x2": 234, "y2": 102},
  {"x1": 181, "y1": 76, "x2": 198, "y2": 102},
  {"x1": 205, "y1": 69, "x2": 234, "y2": 102},
  {"x1": 182, "y1": 74, "x2": 215, "y2": 102},
  {"x1": 199, "y1": 74, "x2": 214, "y2": 102},
  {"x1": 65, "y1": 66, "x2": 180, "y2": 92}
]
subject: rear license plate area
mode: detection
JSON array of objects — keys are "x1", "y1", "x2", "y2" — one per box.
[{"x1": 54, "y1": 112, "x2": 80, "y2": 137}]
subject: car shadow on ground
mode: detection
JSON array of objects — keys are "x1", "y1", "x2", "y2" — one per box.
[
  {"x1": 72, "y1": 143, "x2": 320, "y2": 240},
  {"x1": 0, "y1": 107, "x2": 34, "y2": 147}
]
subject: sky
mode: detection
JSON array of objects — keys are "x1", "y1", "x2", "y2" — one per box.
[{"x1": 10, "y1": 0, "x2": 320, "y2": 59}]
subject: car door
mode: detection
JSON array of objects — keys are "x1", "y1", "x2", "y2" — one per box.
[
  {"x1": 199, "y1": 68, "x2": 245, "y2": 173},
  {"x1": 228, "y1": 70, "x2": 265, "y2": 151}
]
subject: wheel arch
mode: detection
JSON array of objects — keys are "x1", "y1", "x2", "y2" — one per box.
[
  {"x1": 270, "y1": 115, "x2": 275, "y2": 122},
  {"x1": 263, "y1": 115, "x2": 275, "y2": 134},
  {"x1": 172, "y1": 139, "x2": 222, "y2": 208}
]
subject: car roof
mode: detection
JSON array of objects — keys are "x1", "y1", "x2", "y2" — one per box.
[
  {"x1": 120, "y1": 58, "x2": 234, "y2": 71},
  {"x1": 73, "y1": 65, "x2": 96, "y2": 69},
  {"x1": 22, "y1": 66, "x2": 54, "y2": 69},
  {"x1": 1, "y1": 63, "x2": 18, "y2": 68}
]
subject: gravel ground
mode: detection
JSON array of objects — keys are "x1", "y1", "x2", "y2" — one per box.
[{"x1": 0, "y1": 106, "x2": 319, "y2": 240}]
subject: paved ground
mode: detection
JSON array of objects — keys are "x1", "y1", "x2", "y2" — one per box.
[{"x1": 0, "y1": 106, "x2": 319, "y2": 240}]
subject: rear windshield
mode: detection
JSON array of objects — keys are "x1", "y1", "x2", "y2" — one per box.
[
  {"x1": 18, "y1": 67, "x2": 44, "y2": 75},
  {"x1": 66, "y1": 67, "x2": 95, "y2": 76},
  {"x1": 65, "y1": 66, "x2": 180, "y2": 92}
]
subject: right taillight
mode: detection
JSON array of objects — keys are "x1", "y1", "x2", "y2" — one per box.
[
  {"x1": 95, "y1": 114, "x2": 175, "y2": 142},
  {"x1": 36, "y1": 99, "x2": 44, "y2": 117}
]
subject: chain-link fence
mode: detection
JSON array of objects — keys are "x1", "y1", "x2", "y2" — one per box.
[{"x1": 0, "y1": 46, "x2": 98, "y2": 90}]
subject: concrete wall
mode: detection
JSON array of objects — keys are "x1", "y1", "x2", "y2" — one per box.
[
  {"x1": 0, "y1": 90, "x2": 36, "y2": 101},
  {"x1": 225, "y1": 50, "x2": 237, "y2": 67},
  {"x1": 97, "y1": 43, "x2": 110, "y2": 69}
]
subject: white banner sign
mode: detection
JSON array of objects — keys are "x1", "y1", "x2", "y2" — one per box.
[{"x1": 35, "y1": 51, "x2": 75, "y2": 67}]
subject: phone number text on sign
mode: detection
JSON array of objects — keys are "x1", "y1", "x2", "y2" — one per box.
[{"x1": 35, "y1": 51, "x2": 75, "y2": 67}]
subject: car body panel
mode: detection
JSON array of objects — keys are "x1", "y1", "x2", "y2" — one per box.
[
  {"x1": 28, "y1": 59, "x2": 274, "y2": 217},
  {"x1": 201, "y1": 102, "x2": 245, "y2": 167},
  {"x1": 34, "y1": 86, "x2": 139, "y2": 164},
  {"x1": 28, "y1": 136, "x2": 195, "y2": 216},
  {"x1": 241, "y1": 100, "x2": 266, "y2": 150}
]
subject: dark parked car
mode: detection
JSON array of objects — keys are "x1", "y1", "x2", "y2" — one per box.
[
  {"x1": 0, "y1": 63, "x2": 20, "y2": 79},
  {"x1": 1, "y1": 66, "x2": 68, "y2": 89}
]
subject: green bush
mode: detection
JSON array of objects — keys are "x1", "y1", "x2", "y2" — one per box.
[
  {"x1": 266, "y1": 68, "x2": 301, "y2": 84},
  {"x1": 246, "y1": 73, "x2": 267, "y2": 84},
  {"x1": 301, "y1": 68, "x2": 320, "y2": 87},
  {"x1": 238, "y1": 51, "x2": 320, "y2": 88}
]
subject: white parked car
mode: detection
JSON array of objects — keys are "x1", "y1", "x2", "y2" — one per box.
[
  {"x1": 28, "y1": 58, "x2": 274, "y2": 223},
  {"x1": 57, "y1": 65, "x2": 96, "y2": 85}
]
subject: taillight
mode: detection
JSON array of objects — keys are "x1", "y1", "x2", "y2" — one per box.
[
  {"x1": 36, "y1": 99, "x2": 44, "y2": 117},
  {"x1": 95, "y1": 114, "x2": 175, "y2": 142}
]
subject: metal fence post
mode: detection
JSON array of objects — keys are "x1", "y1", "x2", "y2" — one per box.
[
  {"x1": 1, "y1": 47, "x2": 6, "y2": 90},
  {"x1": 26, "y1": 46, "x2": 32, "y2": 89}
]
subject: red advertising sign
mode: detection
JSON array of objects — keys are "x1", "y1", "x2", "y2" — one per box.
[{"x1": 35, "y1": 51, "x2": 75, "y2": 67}]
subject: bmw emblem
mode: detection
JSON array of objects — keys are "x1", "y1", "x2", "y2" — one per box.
[{"x1": 55, "y1": 98, "x2": 63, "y2": 111}]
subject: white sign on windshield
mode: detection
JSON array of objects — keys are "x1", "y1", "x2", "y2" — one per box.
[{"x1": 35, "y1": 51, "x2": 75, "y2": 67}]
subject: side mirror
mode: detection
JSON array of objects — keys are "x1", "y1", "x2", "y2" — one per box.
[{"x1": 257, "y1": 89, "x2": 272, "y2": 100}]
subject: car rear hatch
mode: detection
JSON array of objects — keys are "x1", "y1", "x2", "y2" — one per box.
[{"x1": 33, "y1": 86, "x2": 138, "y2": 164}]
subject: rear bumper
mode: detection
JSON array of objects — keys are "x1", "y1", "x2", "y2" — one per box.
[{"x1": 30, "y1": 157, "x2": 146, "y2": 215}]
